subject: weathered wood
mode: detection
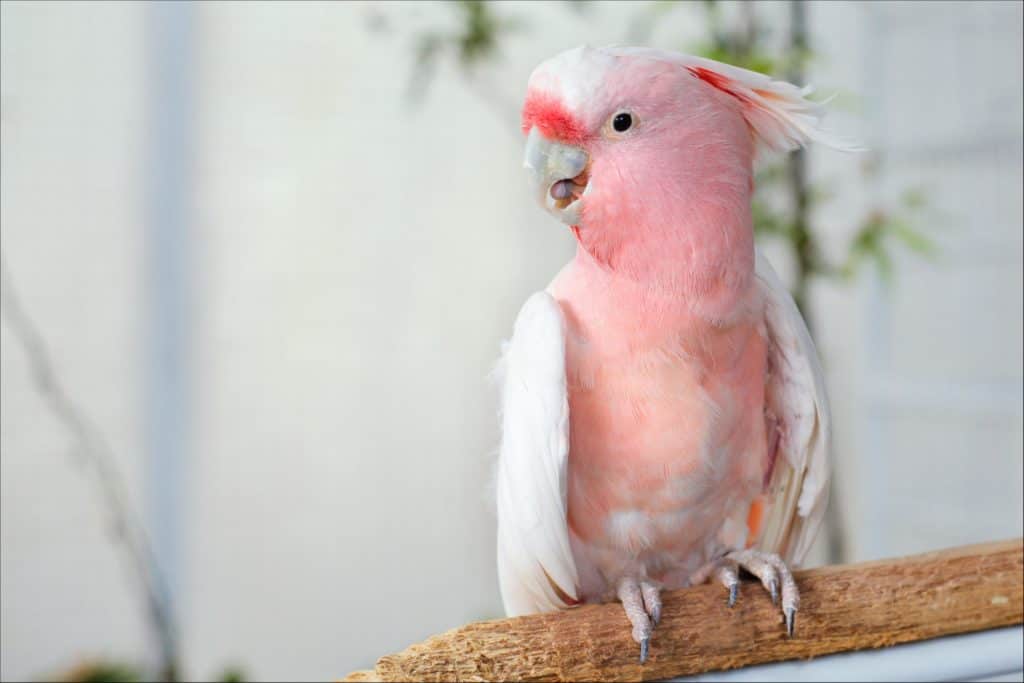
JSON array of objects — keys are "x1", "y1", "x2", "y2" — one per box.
[{"x1": 343, "y1": 539, "x2": 1024, "y2": 682}]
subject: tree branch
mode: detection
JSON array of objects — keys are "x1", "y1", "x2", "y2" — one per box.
[{"x1": 343, "y1": 539, "x2": 1023, "y2": 682}]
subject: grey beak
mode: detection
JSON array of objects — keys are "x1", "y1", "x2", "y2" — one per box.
[{"x1": 523, "y1": 126, "x2": 589, "y2": 225}]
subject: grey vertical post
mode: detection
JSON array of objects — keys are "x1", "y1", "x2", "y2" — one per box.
[{"x1": 145, "y1": 1, "x2": 196, "y2": 678}]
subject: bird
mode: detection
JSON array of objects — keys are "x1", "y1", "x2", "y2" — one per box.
[{"x1": 494, "y1": 45, "x2": 856, "y2": 664}]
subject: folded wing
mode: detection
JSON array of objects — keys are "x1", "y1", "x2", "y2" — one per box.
[
  {"x1": 494, "y1": 292, "x2": 580, "y2": 615},
  {"x1": 754, "y1": 252, "x2": 833, "y2": 565}
]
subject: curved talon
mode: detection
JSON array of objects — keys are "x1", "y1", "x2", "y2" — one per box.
[
  {"x1": 650, "y1": 604, "x2": 661, "y2": 626},
  {"x1": 713, "y1": 562, "x2": 740, "y2": 608},
  {"x1": 619, "y1": 578, "x2": 655, "y2": 663},
  {"x1": 725, "y1": 549, "x2": 800, "y2": 637}
]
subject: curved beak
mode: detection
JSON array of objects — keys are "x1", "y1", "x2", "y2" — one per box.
[{"x1": 523, "y1": 127, "x2": 590, "y2": 225}]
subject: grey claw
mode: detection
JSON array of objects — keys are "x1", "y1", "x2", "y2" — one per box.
[
  {"x1": 651, "y1": 605, "x2": 661, "y2": 626},
  {"x1": 728, "y1": 584, "x2": 738, "y2": 608},
  {"x1": 785, "y1": 608, "x2": 796, "y2": 637},
  {"x1": 639, "y1": 637, "x2": 650, "y2": 664},
  {"x1": 768, "y1": 579, "x2": 778, "y2": 604}
]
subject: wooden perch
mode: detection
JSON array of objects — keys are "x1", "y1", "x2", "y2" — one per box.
[{"x1": 344, "y1": 538, "x2": 1023, "y2": 682}]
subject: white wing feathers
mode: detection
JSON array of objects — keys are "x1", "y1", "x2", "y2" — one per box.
[
  {"x1": 754, "y1": 252, "x2": 833, "y2": 565},
  {"x1": 494, "y1": 292, "x2": 579, "y2": 616}
]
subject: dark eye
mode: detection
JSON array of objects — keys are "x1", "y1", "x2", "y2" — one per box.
[{"x1": 612, "y1": 112, "x2": 633, "y2": 132}]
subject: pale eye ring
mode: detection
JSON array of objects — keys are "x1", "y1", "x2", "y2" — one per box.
[{"x1": 606, "y1": 109, "x2": 638, "y2": 137}]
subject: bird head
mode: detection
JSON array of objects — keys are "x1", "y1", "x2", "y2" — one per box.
[{"x1": 521, "y1": 46, "x2": 856, "y2": 277}]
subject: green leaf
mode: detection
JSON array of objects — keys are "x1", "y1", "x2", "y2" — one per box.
[
  {"x1": 752, "y1": 201, "x2": 794, "y2": 240},
  {"x1": 753, "y1": 162, "x2": 787, "y2": 187},
  {"x1": 901, "y1": 187, "x2": 927, "y2": 210},
  {"x1": 873, "y1": 246, "x2": 894, "y2": 282},
  {"x1": 693, "y1": 42, "x2": 776, "y2": 75},
  {"x1": 650, "y1": 0, "x2": 683, "y2": 16},
  {"x1": 808, "y1": 180, "x2": 836, "y2": 204},
  {"x1": 890, "y1": 221, "x2": 936, "y2": 256},
  {"x1": 216, "y1": 665, "x2": 247, "y2": 683}
]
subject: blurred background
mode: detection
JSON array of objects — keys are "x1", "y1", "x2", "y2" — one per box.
[{"x1": 1, "y1": 1, "x2": 1021, "y2": 681}]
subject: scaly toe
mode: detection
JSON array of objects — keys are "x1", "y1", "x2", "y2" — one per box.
[
  {"x1": 727, "y1": 549, "x2": 801, "y2": 637},
  {"x1": 619, "y1": 578, "x2": 655, "y2": 663},
  {"x1": 640, "y1": 581, "x2": 662, "y2": 627}
]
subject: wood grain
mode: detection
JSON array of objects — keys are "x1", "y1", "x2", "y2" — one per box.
[{"x1": 343, "y1": 539, "x2": 1023, "y2": 682}]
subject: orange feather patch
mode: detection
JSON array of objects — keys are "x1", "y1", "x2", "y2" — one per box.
[{"x1": 746, "y1": 498, "x2": 765, "y2": 548}]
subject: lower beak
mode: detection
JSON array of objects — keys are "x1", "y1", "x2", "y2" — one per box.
[{"x1": 523, "y1": 127, "x2": 590, "y2": 225}]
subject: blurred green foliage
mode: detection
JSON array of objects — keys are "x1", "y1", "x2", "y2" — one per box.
[
  {"x1": 46, "y1": 660, "x2": 247, "y2": 683},
  {"x1": 50, "y1": 661, "x2": 142, "y2": 683},
  {"x1": 409, "y1": 0, "x2": 526, "y2": 100},
  {"x1": 841, "y1": 188, "x2": 935, "y2": 283}
]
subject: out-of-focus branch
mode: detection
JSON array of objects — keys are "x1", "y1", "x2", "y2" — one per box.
[
  {"x1": 787, "y1": 1, "x2": 813, "y2": 326},
  {"x1": 0, "y1": 251, "x2": 180, "y2": 682}
]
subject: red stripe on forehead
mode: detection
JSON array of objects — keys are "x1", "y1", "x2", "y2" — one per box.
[{"x1": 521, "y1": 91, "x2": 587, "y2": 144}]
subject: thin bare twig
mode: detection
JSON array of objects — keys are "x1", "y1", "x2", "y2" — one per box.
[{"x1": 0, "y1": 251, "x2": 180, "y2": 681}]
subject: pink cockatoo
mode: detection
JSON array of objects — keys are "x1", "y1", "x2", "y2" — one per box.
[{"x1": 495, "y1": 45, "x2": 853, "y2": 663}]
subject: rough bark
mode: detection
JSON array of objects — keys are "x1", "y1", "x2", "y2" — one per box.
[{"x1": 343, "y1": 539, "x2": 1024, "y2": 682}]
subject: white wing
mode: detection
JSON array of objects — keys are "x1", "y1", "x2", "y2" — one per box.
[
  {"x1": 494, "y1": 291, "x2": 579, "y2": 616},
  {"x1": 754, "y1": 251, "x2": 833, "y2": 566}
]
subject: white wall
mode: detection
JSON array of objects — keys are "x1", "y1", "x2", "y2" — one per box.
[
  {"x1": 1, "y1": 1, "x2": 150, "y2": 678},
  {"x1": 808, "y1": 0, "x2": 1024, "y2": 562},
  {"x1": 1, "y1": 2, "x2": 1021, "y2": 681}
]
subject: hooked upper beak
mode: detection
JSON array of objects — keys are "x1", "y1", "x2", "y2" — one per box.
[{"x1": 523, "y1": 126, "x2": 590, "y2": 225}]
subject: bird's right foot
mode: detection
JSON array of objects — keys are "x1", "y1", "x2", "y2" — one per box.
[
  {"x1": 617, "y1": 577, "x2": 662, "y2": 664},
  {"x1": 708, "y1": 550, "x2": 800, "y2": 637}
]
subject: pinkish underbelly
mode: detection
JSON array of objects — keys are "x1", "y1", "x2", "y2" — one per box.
[{"x1": 564, "y1": 334, "x2": 767, "y2": 600}]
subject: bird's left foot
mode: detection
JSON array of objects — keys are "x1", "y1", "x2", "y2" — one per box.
[
  {"x1": 616, "y1": 577, "x2": 662, "y2": 664},
  {"x1": 711, "y1": 550, "x2": 799, "y2": 636}
]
